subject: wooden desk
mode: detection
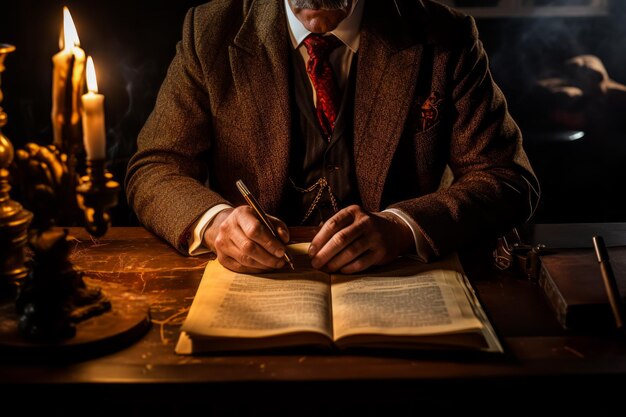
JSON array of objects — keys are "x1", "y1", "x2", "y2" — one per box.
[{"x1": 2, "y1": 226, "x2": 626, "y2": 415}]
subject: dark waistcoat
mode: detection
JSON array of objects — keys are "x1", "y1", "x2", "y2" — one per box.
[{"x1": 283, "y1": 49, "x2": 361, "y2": 226}]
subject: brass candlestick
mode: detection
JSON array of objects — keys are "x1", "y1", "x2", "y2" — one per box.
[
  {"x1": 0, "y1": 42, "x2": 121, "y2": 340},
  {"x1": 0, "y1": 44, "x2": 33, "y2": 297}
]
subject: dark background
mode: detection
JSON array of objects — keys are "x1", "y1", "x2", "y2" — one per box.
[{"x1": 2, "y1": 0, "x2": 626, "y2": 226}]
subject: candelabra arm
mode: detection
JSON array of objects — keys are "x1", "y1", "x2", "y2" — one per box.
[{"x1": 76, "y1": 159, "x2": 120, "y2": 238}]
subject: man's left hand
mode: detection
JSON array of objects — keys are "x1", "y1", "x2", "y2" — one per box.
[{"x1": 308, "y1": 205, "x2": 414, "y2": 274}]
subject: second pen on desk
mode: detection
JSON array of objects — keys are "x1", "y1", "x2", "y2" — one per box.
[
  {"x1": 236, "y1": 179, "x2": 295, "y2": 271},
  {"x1": 592, "y1": 235, "x2": 625, "y2": 331}
]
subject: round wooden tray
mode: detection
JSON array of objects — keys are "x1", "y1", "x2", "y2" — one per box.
[{"x1": 0, "y1": 278, "x2": 151, "y2": 359}]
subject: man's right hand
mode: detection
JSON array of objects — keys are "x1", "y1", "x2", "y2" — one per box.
[{"x1": 203, "y1": 206, "x2": 290, "y2": 273}]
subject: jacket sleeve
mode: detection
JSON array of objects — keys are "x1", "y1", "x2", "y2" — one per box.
[
  {"x1": 125, "y1": 7, "x2": 230, "y2": 253},
  {"x1": 390, "y1": 15, "x2": 540, "y2": 259}
]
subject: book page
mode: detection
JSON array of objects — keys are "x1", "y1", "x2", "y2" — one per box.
[
  {"x1": 330, "y1": 255, "x2": 484, "y2": 341},
  {"x1": 181, "y1": 250, "x2": 333, "y2": 340}
]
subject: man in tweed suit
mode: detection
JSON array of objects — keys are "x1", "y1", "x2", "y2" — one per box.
[{"x1": 126, "y1": 0, "x2": 540, "y2": 274}]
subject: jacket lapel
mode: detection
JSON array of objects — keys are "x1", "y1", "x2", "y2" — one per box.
[
  {"x1": 353, "y1": 1, "x2": 424, "y2": 211},
  {"x1": 229, "y1": 0, "x2": 291, "y2": 213}
]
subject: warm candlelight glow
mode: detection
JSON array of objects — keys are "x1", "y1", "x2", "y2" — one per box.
[
  {"x1": 52, "y1": 6, "x2": 86, "y2": 151},
  {"x1": 81, "y1": 56, "x2": 106, "y2": 160},
  {"x1": 61, "y1": 7, "x2": 80, "y2": 51},
  {"x1": 86, "y1": 56, "x2": 98, "y2": 93}
]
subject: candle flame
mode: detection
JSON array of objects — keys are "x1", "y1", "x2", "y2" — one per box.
[
  {"x1": 62, "y1": 7, "x2": 80, "y2": 51},
  {"x1": 86, "y1": 56, "x2": 98, "y2": 93}
]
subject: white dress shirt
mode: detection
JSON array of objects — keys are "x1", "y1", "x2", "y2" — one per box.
[{"x1": 188, "y1": 0, "x2": 423, "y2": 257}]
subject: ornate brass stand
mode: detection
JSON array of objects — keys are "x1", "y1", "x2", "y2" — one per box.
[
  {"x1": 0, "y1": 44, "x2": 33, "y2": 297},
  {"x1": 0, "y1": 44, "x2": 144, "y2": 346}
]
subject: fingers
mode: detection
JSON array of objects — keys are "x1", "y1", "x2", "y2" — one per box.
[
  {"x1": 309, "y1": 205, "x2": 359, "y2": 259},
  {"x1": 320, "y1": 237, "x2": 374, "y2": 273},
  {"x1": 213, "y1": 206, "x2": 288, "y2": 273},
  {"x1": 309, "y1": 206, "x2": 413, "y2": 274},
  {"x1": 310, "y1": 205, "x2": 377, "y2": 272},
  {"x1": 237, "y1": 211, "x2": 286, "y2": 259},
  {"x1": 337, "y1": 250, "x2": 376, "y2": 275},
  {"x1": 218, "y1": 255, "x2": 271, "y2": 274},
  {"x1": 268, "y1": 215, "x2": 290, "y2": 244},
  {"x1": 212, "y1": 203, "x2": 410, "y2": 274}
]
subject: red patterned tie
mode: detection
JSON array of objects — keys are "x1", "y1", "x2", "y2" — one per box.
[{"x1": 303, "y1": 34, "x2": 342, "y2": 141}]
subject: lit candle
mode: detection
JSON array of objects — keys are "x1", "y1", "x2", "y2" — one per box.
[
  {"x1": 81, "y1": 56, "x2": 106, "y2": 160},
  {"x1": 51, "y1": 7, "x2": 86, "y2": 150}
]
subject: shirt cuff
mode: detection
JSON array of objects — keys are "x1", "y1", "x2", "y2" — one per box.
[
  {"x1": 188, "y1": 204, "x2": 233, "y2": 256},
  {"x1": 382, "y1": 208, "x2": 431, "y2": 263}
]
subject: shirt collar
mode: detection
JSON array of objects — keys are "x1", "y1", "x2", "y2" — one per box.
[{"x1": 284, "y1": 0, "x2": 364, "y2": 53}]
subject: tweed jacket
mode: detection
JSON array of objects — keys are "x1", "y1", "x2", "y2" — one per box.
[{"x1": 126, "y1": 0, "x2": 540, "y2": 258}]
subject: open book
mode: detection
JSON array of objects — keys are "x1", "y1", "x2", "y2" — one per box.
[{"x1": 175, "y1": 244, "x2": 502, "y2": 354}]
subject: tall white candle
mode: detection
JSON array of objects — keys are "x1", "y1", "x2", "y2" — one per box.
[
  {"x1": 51, "y1": 7, "x2": 85, "y2": 149},
  {"x1": 81, "y1": 56, "x2": 106, "y2": 160}
]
